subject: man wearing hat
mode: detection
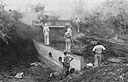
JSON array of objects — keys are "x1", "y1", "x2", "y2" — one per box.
[
  {"x1": 43, "y1": 23, "x2": 50, "y2": 45},
  {"x1": 67, "y1": 26, "x2": 72, "y2": 36},
  {"x1": 64, "y1": 27, "x2": 73, "y2": 52}
]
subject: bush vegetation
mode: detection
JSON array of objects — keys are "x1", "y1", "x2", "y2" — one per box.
[{"x1": 73, "y1": 0, "x2": 128, "y2": 39}]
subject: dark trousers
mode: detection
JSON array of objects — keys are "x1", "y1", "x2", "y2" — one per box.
[
  {"x1": 65, "y1": 70, "x2": 70, "y2": 76},
  {"x1": 63, "y1": 62, "x2": 70, "y2": 76}
]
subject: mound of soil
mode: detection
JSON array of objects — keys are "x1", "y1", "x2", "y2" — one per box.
[
  {"x1": 61, "y1": 63, "x2": 128, "y2": 82},
  {"x1": 0, "y1": 39, "x2": 39, "y2": 70}
]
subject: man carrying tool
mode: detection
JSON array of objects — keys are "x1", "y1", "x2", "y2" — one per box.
[
  {"x1": 64, "y1": 27, "x2": 73, "y2": 53},
  {"x1": 63, "y1": 51, "x2": 74, "y2": 77},
  {"x1": 43, "y1": 23, "x2": 50, "y2": 46},
  {"x1": 92, "y1": 42, "x2": 106, "y2": 67}
]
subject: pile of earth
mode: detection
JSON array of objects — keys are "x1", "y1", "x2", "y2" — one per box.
[
  {"x1": 50, "y1": 34, "x2": 117, "y2": 59},
  {"x1": 61, "y1": 63, "x2": 128, "y2": 82},
  {"x1": 48, "y1": 34, "x2": 128, "y2": 82},
  {"x1": 0, "y1": 61, "x2": 55, "y2": 82},
  {"x1": 50, "y1": 39, "x2": 86, "y2": 55},
  {"x1": 50, "y1": 33, "x2": 88, "y2": 55},
  {"x1": 50, "y1": 40, "x2": 65, "y2": 51}
]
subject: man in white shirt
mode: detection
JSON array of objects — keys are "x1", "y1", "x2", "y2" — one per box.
[
  {"x1": 75, "y1": 18, "x2": 80, "y2": 32},
  {"x1": 43, "y1": 23, "x2": 50, "y2": 45},
  {"x1": 67, "y1": 26, "x2": 72, "y2": 37},
  {"x1": 92, "y1": 42, "x2": 106, "y2": 67},
  {"x1": 64, "y1": 29, "x2": 73, "y2": 52}
]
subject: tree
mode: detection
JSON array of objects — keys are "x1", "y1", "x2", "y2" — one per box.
[
  {"x1": 0, "y1": 0, "x2": 6, "y2": 12},
  {"x1": 34, "y1": 2, "x2": 45, "y2": 12},
  {"x1": 73, "y1": 0, "x2": 128, "y2": 38},
  {"x1": 99, "y1": 0, "x2": 128, "y2": 34},
  {"x1": 72, "y1": 0, "x2": 85, "y2": 19},
  {"x1": 0, "y1": 10, "x2": 23, "y2": 43},
  {"x1": 0, "y1": 0, "x2": 23, "y2": 44},
  {"x1": 11, "y1": 10, "x2": 23, "y2": 22}
]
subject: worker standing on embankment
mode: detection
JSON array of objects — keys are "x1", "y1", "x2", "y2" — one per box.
[
  {"x1": 43, "y1": 23, "x2": 50, "y2": 46},
  {"x1": 75, "y1": 18, "x2": 80, "y2": 33},
  {"x1": 67, "y1": 26, "x2": 72, "y2": 36},
  {"x1": 64, "y1": 27, "x2": 73, "y2": 53}
]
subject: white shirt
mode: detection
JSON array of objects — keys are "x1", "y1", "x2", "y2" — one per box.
[
  {"x1": 62, "y1": 54, "x2": 73, "y2": 62},
  {"x1": 67, "y1": 28, "x2": 72, "y2": 36},
  {"x1": 67, "y1": 28, "x2": 72, "y2": 33},
  {"x1": 92, "y1": 45, "x2": 106, "y2": 54},
  {"x1": 76, "y1": 19, "x2": 80, "y2": 24},
  {"x1": 43, "y1": 26, "x2": 49, "y2": 33},
  {"x1": 64, "y1": 32, "x2": 72, "y2": 42}
]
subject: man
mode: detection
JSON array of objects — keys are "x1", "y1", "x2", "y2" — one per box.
[
  {"x1": 67, "y1": 26, "x2": 72, "y2": 34},
  {"x1": 92, "y1": 42, "x2": 106, "y2": 67},
  {"x1": 63, "y1": 51, "x2": 74, "y2": 76},
  {"x1": 75, "y1": 18, "x2": 80, "y2": 32},
  {"x1": 43, "y1": 23, "x2": 50, "y2": 45},
  {"x1": 64, "y1": 28, "x2": 73, "y2": 52},
  {"x1": 67, "y1": 26, "x2": 73, "y2": 39}
]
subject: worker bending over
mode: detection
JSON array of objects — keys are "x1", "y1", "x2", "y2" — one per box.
[{"x1": 92, "y1": 42, "x2": 106, "y2": 67}]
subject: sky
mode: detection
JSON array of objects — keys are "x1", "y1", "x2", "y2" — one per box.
[{"x1": 4, "y1": 0, "x2": 106, "y2": 11}]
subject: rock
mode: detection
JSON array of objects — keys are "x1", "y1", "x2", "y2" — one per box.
[
  {"x1": 30, "y1": 62, "x2": 41, "y2": 67},
  {"x1": 86, "y1": 63, "x2": 93, "y2": 67},
  {"x1": 50, "y1": 71, "x2": 60, "y2": 77},
  {"x1": 14, "y1": 72, "x2": 24, "y2": 79}
]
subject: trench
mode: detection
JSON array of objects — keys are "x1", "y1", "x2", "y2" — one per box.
[{"x1": 0, "y1": 21, "x2": 127, "y2": 82}]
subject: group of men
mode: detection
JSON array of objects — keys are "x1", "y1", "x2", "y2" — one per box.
[
  {"x1": 63, "y1": 26, "x2": 74, "y2": 76},
  {"x1": 64, "y1": 28, "x2": 107, "y2": 68},
  {"x1": 64, "y1": 26, "x2": 106, "y2": 68},
  {"x1": 42, "y1": 17, "x2": 80, "y2": 46},
  {"x1": 42, "y1": 22, "x2": 73, "y2": 52},
  {"x1": 42, "y1": 22, "x2": 106, "y2": 76},
  {"x1": 42, "y1": 23, "x2": 74, "y2": 76}
]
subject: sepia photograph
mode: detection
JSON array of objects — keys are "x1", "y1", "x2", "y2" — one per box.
[{"x1": 0, "y1": 0, "x2": 128, "y2": 82}]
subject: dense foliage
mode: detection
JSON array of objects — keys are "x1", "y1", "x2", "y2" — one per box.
[
  {"x1": 73, "y1": 0, "x2": 128, "y2": 38},
  {"x1": 0, "y1": 10, "x2": 23, "y2": 43}
]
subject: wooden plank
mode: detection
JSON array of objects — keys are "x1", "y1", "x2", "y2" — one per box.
[
  {"x1": 118, "y1": 57, "x2": 128, "y2": 60},
  {"x1": 46, "y1": 19, "x2": 71, "y2": 23},
  {"x1": 107, "y1": 58, "x2": 122, "y2": 63},
  {"x1": 48, "y1": 26, "x2": 65, "y2": 28},
  {"x1": 33, "y1": 24, "x2": 66, "y2": 28}
]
